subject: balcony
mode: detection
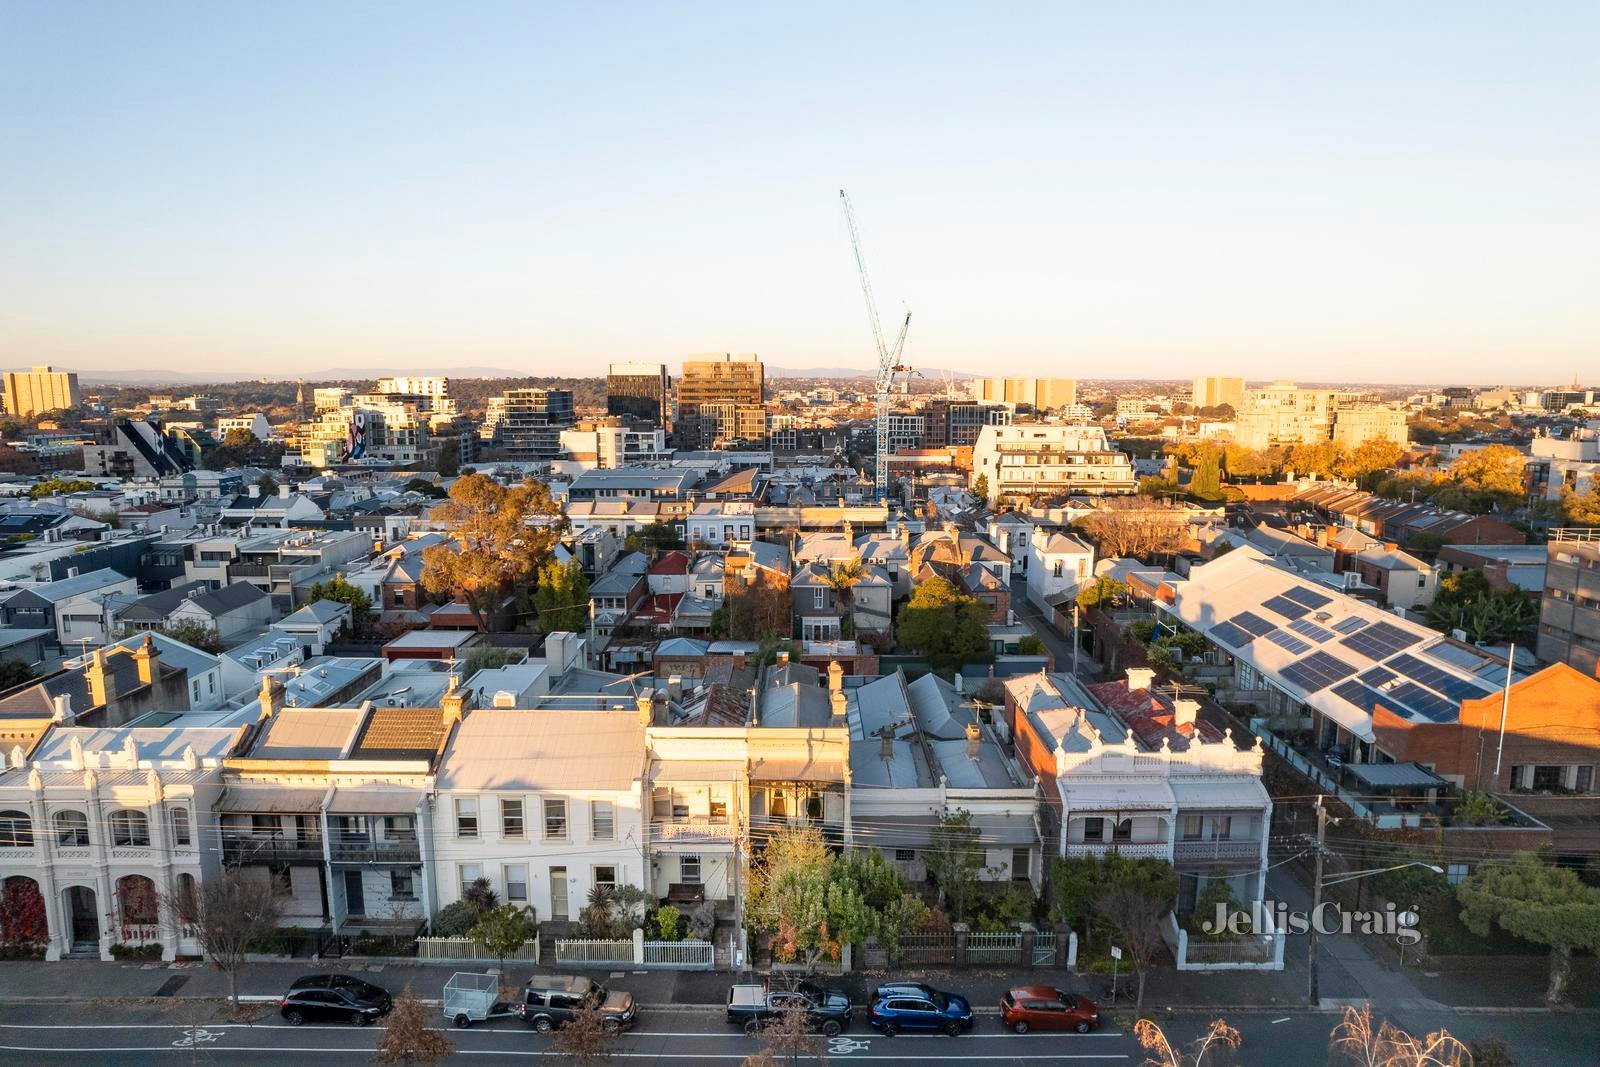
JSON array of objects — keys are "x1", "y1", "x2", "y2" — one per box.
[
  {"x1": 1173, "y1": 838, "x2": 1263, "y2": 866},
  {"x1": 328, "y1": 837, "x2": 421, "y2": 865},
  {"x1": 221, "y1": 832, "x2": 325, "y2": 866},
  {"x1": 653, "y1": 817, "x2": 735, "y2": 842},
  {"x1": 1063, "y1": 841, "x2": 1170, "y2": 861}
]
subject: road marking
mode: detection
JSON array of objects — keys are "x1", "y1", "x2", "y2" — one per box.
[
  {"x1": 171, "y1": 1028, "x2": 221, "y2": 1048},
  {"x1": 0, "y1": 1022, "x2": 1123, "y2": 1039},
  {"x1": 1271, "y1": 1017, "x2": 1291, "y2": 1024},
  {"x1": 0, "y1": 1048, "x2": 1131, "y2": 1061},
  {"x1": 830, "y1": 1035, "x2": 872, "y2": 1054}
]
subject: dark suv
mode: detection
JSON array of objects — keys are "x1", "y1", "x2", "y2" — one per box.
[
  {"x1": 280, "y1": 974, "x2": 393, "y2": 1027},
  {"x1": 520, "y1": 975, "x2": 638, "y2": 1034},
  {"x1": 868, "y1": 982, "x2": 973, "y2": 1037},
  {"x1": 726, "y1": 981, "x2": 853, "y2": 1037}
]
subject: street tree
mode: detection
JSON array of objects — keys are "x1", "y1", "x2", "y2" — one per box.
[
  {"x1": 757, "y1": 997, "x2": 828, "y2": 1067},
  {"x1": 1132, "y1": 1017, "x2": 1241, "y2": 1067},
  {"x1": 1335, "y1": 438, "x2": 1404, "y2": 487},
  {"x1": 924, "y1": 809, "x2": 992, "y2": 923},
  {"x1": 307, "y1": 575, "x2": 373, "y2": 637},
  {"x1": 1327, "y1": 1004, "x2": 1470, "y2": 1067},
  {"x1": 1457, "y1": 852, "x2": 1600, "y2": 1004},
  {"x1": 1095, "y1": 883, "x2": 1168, "y2": 1010},
  {"x1": 422, "y1": 474, "x2": 567, "y2": 630},
  {"x1": 373, "y1": 990, "x2": 454, "y2": 1066},
  {"x1": 468, "y1": 903, "x2": 535, "y2": 974},
  {"x1": 895, "y1": 577, "x2": 991, "y2": 671},
  {"x1": 173, "y1": 867, "x2": 282, "y2": 1009},
  {"x1": 549, "y1": 1002, "x2": 619, "y2": 1066},
  {"x1": 972, "y1": 473, "x2": 990, "y2": 501},
  {"x1": 531, "y1": 558, "x2": 589, "y2": 634}
]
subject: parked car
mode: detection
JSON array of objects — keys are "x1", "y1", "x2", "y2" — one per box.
[
  {"x1": 280, "y1": 974, "x2": 393, "y2": 1027},
  {"x1": 726, "y1": 981, "x2": 852, "y2": 1037},
  {"x1": 999, "y1": 986, "x2": 1100, "y2": 1034},
  {"x1": 867, "y1": 982, "x2": 973, "y2": 1037},
  {"x1": 519, "y1": 974, "x2": 638, "y2": 1034}
]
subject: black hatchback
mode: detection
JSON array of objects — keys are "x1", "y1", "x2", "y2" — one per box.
[{"x1": 280, "y1": 974, "x2": 394, "y2": 1026}]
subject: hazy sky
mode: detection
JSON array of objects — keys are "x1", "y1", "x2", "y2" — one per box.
[{"x1": 2, "y1": 3, "x2": 1596, "y2": 384}]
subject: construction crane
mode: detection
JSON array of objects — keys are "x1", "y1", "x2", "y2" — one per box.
[{"x1": 839, "y1": 189, "x2": 911, "y2": 502}]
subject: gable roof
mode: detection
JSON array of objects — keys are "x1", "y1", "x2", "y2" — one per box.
[{"x1": 177, "y1": 582, "x2": 270, "y2": 618}]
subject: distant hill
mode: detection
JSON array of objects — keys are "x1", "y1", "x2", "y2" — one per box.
[
  {"x1": 74, "y1": 365, "x2": 532, "y2": 386},
  {"x1": 767, "y1": 365, "x2": 976, "y2": 380}
]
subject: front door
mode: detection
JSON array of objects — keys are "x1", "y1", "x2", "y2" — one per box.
[
  {"x1": 344, "y1": 871, "x2": 365, "y2": 916},
  {"x1": 549, "y1": 867, "x2": 568, "y2": 921},
  {"x1": 66, "y1": 886, "x2": 98, "y2": 947}
]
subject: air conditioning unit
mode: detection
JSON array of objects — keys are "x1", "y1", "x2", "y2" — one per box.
[{"x1": 1451, "y1": 628, "x2": 1468, "y2": 642}]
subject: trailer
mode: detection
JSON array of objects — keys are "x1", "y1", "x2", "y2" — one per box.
[{"x1": 442, "y1": 971, "x2": 520, "y2": 1028}]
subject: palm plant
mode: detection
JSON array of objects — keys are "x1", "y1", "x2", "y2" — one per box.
[{"x1": 825, "y1": 556, "x2": 867, "y2": 621}]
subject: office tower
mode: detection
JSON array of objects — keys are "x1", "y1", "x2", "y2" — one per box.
[
  {"x1": 970, "y1": 377, "x2": 1076, "y2": 411},
  {"x1": 3, "y1": 366, "x2": 81, "y2": 418},
  {"x1": 606, "y1": 362, "x2": 672, "y2": 428},
  {"x1": 676, "y1": 353, "x2": 765, "y2": 448},
  {"x1": 919, "y1": 399, "x2": 1012, "y2": 448},
  {"x1": 1539, "y1": 533, "x2": 1600, "y2": 678},
  {"x1": 1191, "y1": 376, "x2": 1245, "y2": 410}
]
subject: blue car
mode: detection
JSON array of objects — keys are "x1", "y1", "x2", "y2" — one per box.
[{"x1": 868, "y1": 983, "x2": 974, "y2": 1037}]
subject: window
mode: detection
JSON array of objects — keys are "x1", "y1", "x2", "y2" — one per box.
[
  {"x1": 1082, "y1": 817, "x2": 1104, "y2": 842},
  {"x1": 1053, "y1": 560, "x2": 1064, "y2": 578},
  {"x1": 251, "y1": 814, "x2": 280, "y2": 837},
  {"x1": 110, "y1": 810, "x2": 151, "y2": 847},
  {"x1": 192, "y1": 680, "x2": 201, "y2": 704},
  {"x1": 769, "y1": 791, "x2": 789, "y2": 819},
  {"x1": 455, "y1": 798, "x2": 478, "y2": 839},
  {"x1": 708, "y1": 797, "x2": 727, "y2": 823},
  {"x1": 390, "y1": 870, "x2": 414, "y2": 899},
  {"x1": 591, "y1": 801, "x2": 615, "y2": 840},
  {"x1": 1446, "y1": 864, "x2": 1469, "y2": 886},
  {"x1": 1532, "y1": 765, "x2": 1564, "y2": 791},
  {"x1": 503, "y1": 864, "x2": 528, "y2": 903},
  {"x1": 1181, "y1": 815, "x2": 1203, "y2": 841},
  {"x1": 458, "y1": 864, "x2": 481, "y2": 899},
  {"x1": 1209, "y1": 815, "x2": 1233, "y2": 841},
  {"x1": 543, "y1": 798, "x2": 568, "y2": 839},
  {"x1": 652, "y1": 788, "x2": 671, "y2": 819},
  {"x1": 593, "y1": 865, "x2": 617, "y2": 891},
  {"x1": 501, "y1": 798, "x2": 524, "y2": 838},
  {"x1": 894, "y1": 848, "x2": 916, "y2": 863},
  {"x1": 679, "y1": 855, "x2": 702, "y2": 884},
  {"x1": 1011, "y1": 848, "x2": 1031, "y2": 881},
  {"x1": 52, "y1": 810, "x2": 88, "y2": 847},
  {"x1": 0, "y1": 810, "x2": 33, "y2": 848},
  {"x1": 813, "y1": 587, "x2": 827, "y2": 609},
  {"x1": 1112, "y1": 818, "x2": 1133, "y2": 843},
  {"x1": 207, "y1": 673, "x2": 215, "y2": 695},
  {"x1": 169, "y1": 807, "x2": 192, "y2": 847},
  {"x1": 268, "y1": 864, "x2": 292, "y2": 896},
  {"x1": 1578, "y1": 766, "x2": 1594, "y2": 793},
  {"x1": 383, "y1": 815, "x2": 415, "y2": 841}
]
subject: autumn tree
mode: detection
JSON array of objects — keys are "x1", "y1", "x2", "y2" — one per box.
[
  {"x1": 531, "y1": 558, "x2": 589, "y2": 634},
  {"x1": 1457, "y1": 852, "x2": 1600, "y2": 1004},
  {"x1": 549, "y1": 1001, "x2": 619, "y2": 1066},
  {"x1": 1556, "y1": 487, "x2": 1600, "y2": 527},
  {"x1": 1443, "y1": 444, "x2": 1527, "y2": 512},
  {"x1": 972, "y1": 473, "x2": 990, "y2": 501},
  {"x1": 422, "y1": 474, "x2": 567, "y2": 630},
  {"x1": 1327, "y1": 1004, "x2": 1470, "y2": 1067},
  {"x1": 1133, "y1": 1017, "x2": 1241, "y2": 1067},
  {"x1": 173, "y1": 868, "x2": 282, "y2": 1009},
  {"x1": 725, "y1": 579, "x2": 793, "y2": 640},
  {"x1": 1284, "y1": 440, "x2": 1341, "y2": 478},
  {"x1": 373, "y1": 990, "x2": 454, "y2": 1066},
  {"x1": 895, "y1": 576, "x2": 991, "y2": 671},
  {"x1": 1076, "y1": 575, "x2": 1126, "y2": 612},
  {"x1": 1336, "y1": 438, "x2": 1404, "y2": 487},
  {"x1": 745, "y1": 827, "x2": 889, "y2": 972}
]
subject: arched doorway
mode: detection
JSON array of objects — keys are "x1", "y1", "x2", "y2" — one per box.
[{"x1": 62, "y1": 886, "x2": 99, "y2": 954}]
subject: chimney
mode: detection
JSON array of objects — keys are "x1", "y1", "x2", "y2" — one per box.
[
  {"x1": 279, "y1": 483, "x2": 291, "y2": 499},
  {"x1": 636, "y1": 687, "x2": 655, "y2": 727},
  {"x1": 777, "y1": 650, "x2": 789, "y2": 667},
  {"x1": 248, "y1": 484, "x2": 260, "y2": 499},
  {"x1": 879, "y1": 729, "x2": 894, "y2": 761},
  {"x1": 1126, "y1": 667, "x2": 1156, "y2": 692},
  {"x1": 258, "y1": 674, "x2": 283, "y2": 720},
  {"x1": 51, "y1": 693, "x2": 72, "y2": 723},
  {"x1": 133, "y1": 632, "x2": 160, "y2": 687},
  {"x1": 965, "y1": 721, "x2": 981, "y2": 760},
  {"x1": 830, "y1": 687, "x2": 847, "y2": 721},
  {"x1": 85, "y1": 649, "x2": 117, "y2": 709},
  {"x1": 1174, "y1": 699, "x2": 1201, "y2": 730},
  {"x1": 1316, "y1": 527, "x2": 1329, "y2": 548},
  {"x1": 827, "y1": 659, "x2": 843, "y2": 692},
  {"x1": 441, "y1": 675, "x2": 467, "y2": 724},
  {"x1": 667, "y1": 674, "x2": 683, "y2": 700}
]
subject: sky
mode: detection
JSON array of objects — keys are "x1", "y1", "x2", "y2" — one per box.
[{"x1": 1, "y1": 2, "x2": 1596, "y2": 385}]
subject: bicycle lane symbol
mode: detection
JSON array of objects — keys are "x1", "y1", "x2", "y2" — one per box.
[
  {"x1": 829, "y1": 1036, "x2": 871, "y2": 1055},
  {"x1": 173, "y1": 1028, "x2": 222, "y2": 1048}
]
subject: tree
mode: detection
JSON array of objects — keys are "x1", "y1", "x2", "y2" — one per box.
[
  {"x1": 924, "y1": 809, "x2": 991, "y2": 923},
  {"x1": 622, "y1": 523, "x2": 682, "y2": 553},
  {"x1": 824, "y1": 556, "x2": 867, "y2": 621},
  {"x1": 1133, "y1": 1017, "x2": 1241, "y2": 1067},
  {"x1": 1556, "y1": 487, "x2": 1600, "y2": 527},
  {"x1": 256, "y1": 472, "x2": 279, "y2": 496},
  {"x1": 724, "y1": 580, "x2": 793, "y2": 641},
  {"x1": 1016, "y1": 634, "x2": 1045, "y2": 656},
  {"x1": 435, "y1": 443, "x2": 460, "y2": 478},
  {"x1": 1189, "y1": 869, "x2": 1243, "y2": 939},
  {"x1": 373, "y1": 990, "x2": 454, "y2": 1065},
  {"x1": 744, "y1": 827, "x2": 894, "y2": 972},
  {"x1": 972, "y1": 473, "x2": 990, "y2": 501},
  {"x1": 549, "y1": 1002, "x2": 620, "y2": 1066},
  {"x1": 653, "y1": 904, "x2": 682, "y2": 941},
  {"x1": 1283, "y1": 440, "x2": 1340, "y2": 479},
  {"x1": 895, "y1": 577, "x2": 991, "y2": 671},
  {"x1": 830, "y1": 849, "x2": 926, "y2": 962},
  {"x1": 422, "y1": 474, "x2": 567, "y2": 631},
  {"x1": 1446, "y1": 444, "x2": 1527, "y2": 512},
  {"x1": 461, "y1": 877, "x2": 499, "y2": 921},
  {"x1": 202, "y1": 428, "x2": 284, "y2": 471},
  {"x1": 532, "y1": 559, "x2": 589, "y2": 634},
  {"x1": 1073, "y1": 500, "x2": 1189, "y2": 561},
  {"x1": 154, "y1": 619, "x2": 223, "y2": 653},
  {"x1": 1328, "y1": 1004, "x2": 1470, "y2": 1067},
  {"x1": 28, "y1": 477, "x2": 97, "y2": 499},
  {"x1": 0, "y1": 660, "x2": 34, "y2": 692},
  {"x1": 307, "y1": 575, "x2": 373, "y2": 637},
  {"x1": 1095, "y1": 882, "x2": 1169, "y2": 1010},
  {"x1": 1457, "y1": 852, "x2": 1600, "y2": 1004},
  {"x1": 405, "y1": 477, "x2": 447, "y2": 499},
  {"x1": 467, "y1": 903, "x2": 535, "y2": 973},
  {"x1": 1336, "y1": 438, "x2": 1403, "y2": 487},
  {"x1": 1188, "y1": 446, "x2": 1222, "y2": 500},
  {"x1": 1076, "y1": 575, "x2": 1125, "y2": 612},
  {"x1": 755, "y1": 998, "x2": 828, "y2": 1067},
  {"x1": 173, "y1": 868, "x2": 282, "y2": 1009}
]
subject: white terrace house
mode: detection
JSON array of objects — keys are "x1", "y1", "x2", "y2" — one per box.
[
  {"x1": 0, "y1": 724, "x2": 245, "y2": 960},
  {"x1": 432, "y1": 707, "x2": 646, "y2": 925},
  {"x1": 1056, "y1": 727, "x2": 1272, "y2": 912}
]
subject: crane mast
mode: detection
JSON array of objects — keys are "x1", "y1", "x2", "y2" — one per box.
[{"x1": 839, "y1": 189, "x2": 911, "y2": 501}]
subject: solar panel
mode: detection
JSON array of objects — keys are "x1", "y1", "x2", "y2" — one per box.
[
  {"x1": 1283, "y1": 586, "x2": 1333, "y2": 609},
  {"x1": 1231, "y1": 611, "x2": 1276, "y2": 637},
  {"x1": 1266, "y1": 629, "x2": 1312, "y2": 655},
  {"x1": 1340, "y1": 620, "x2": 1422, "y2": 660},
  {"x1": 1289, "y1": 618, "x2": 1334, "y2": 643},
  {"x1": 1280, "y1": 650, "x2": 1360, "y2": 693},
  {"x1": 1359, "y1": 666, "x2": 1396, "y2": 687},
  {"x1": 1387, "y1": 653, "x2": 1495, "y2": 702},
  {"x1": 1332, "y1": 679, "x2": 1381, "y2": 712},
  {"x1": 1333, "y1": 616, "x2": 1368, "y2": 635},
  {"x1": 1262, "y1": 595, "x2": 1311, "y2": 621},
  {"x1": 1210, "y1": 621, "x2": 1253, "y2": 649},
  {"x1": 1390, "y1": 682, "x2": 1458, "y2": 723}
]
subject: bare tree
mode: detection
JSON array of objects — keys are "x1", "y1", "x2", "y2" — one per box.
[
  {"x1": 1328, "y1": 1005, "x2": 1471, "y2": 1067},
  {"x1": 373, "y1": 991, "x2": 454, "y2": 1066},
  {"x1": 1133, "y1": 1017, "x2": 1242, "y2": 1067},
  {"x1": 1095, "y1": 884, "x2": 1168, "y2": 1010},
  {"x1": 1074, "y1": 500, "x2": 1191, "y2": 561},
  {"x1": 549, "y1": 1002, "x2": 619, "y2": 1067},
  {"x1": 757, "y1": 998, "x2": 827, "y2": 1067},
  {"x1": 172, "y1": 868, "x2": 281, "y2": 1010}
]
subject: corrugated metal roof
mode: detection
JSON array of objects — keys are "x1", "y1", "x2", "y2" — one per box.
[{"x1": 437, "y1": 710, "x2": 644, "y2": 792}]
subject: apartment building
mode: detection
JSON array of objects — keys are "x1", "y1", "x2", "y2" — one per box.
[
  {"x1": 970, "y1": 377, "x2": 1077, "y2": 411},
  {"x1": 1191, "y1": 376, "x2": 1244, "y2": 411},
  {"x1": 970, "y1": 424, "x2": 1136, "y2": 501},
  {"x1": 606, "y1": 363, "x2": 672, "y2": 429},
  {"x1": 497, "y1": 389, "x2": 576, "y2": 460},
  {"x1": 676, "y1": 353, "x2": 765, "y2": 449},
  {"x1": 558, "y1": 421, "x2": 670, "y2": 470},
  {"x1": 1538, "y1": 531, "x2": 1600, "y2": 678},
  {"x1": 1233, "y1": 381, "x2": 1408, "y2": 450},
  {"x1": 2, "y1": 366, "x2": 81, "y2": 418}
]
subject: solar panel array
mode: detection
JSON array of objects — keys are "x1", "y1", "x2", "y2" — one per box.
[
  {"x1": 1266, "y1": 629, "x2": 1312, "y2": 655},
  {"x1": 1262, "y1": 595, "x2": 1311, "y2": 621},
  {"x1": 1289, "y1": 618, "x2": 1334, "y2": 643},
  {"x1": 1280, "y1": 650, "x2": 1358, "y2": 693},
  {"x1": 1210, "y1": 621, "x2": 1253, "y2": 649},
  {"x1": 1387, "y1": 653, "x2": 1495, "y2": 701},
  {"x1": 1389, "y1": 681, "x2": 1458, "y2": 722},
  {"x1": 1333, "y1": 616, "x2": 1368, "y2": 635},
  {"x1": 1231, "y1": 611, "x2": 1276, "y2": 637},
  {"x1": 1339, "y1": 620, "x2": 1422, "y2": 660},
  {"x1": 1359, "y1": 665, "x2": 1396, "y2": 687},
  {"x1": 1332, "y1": 679, "x2": 1380, "y2": 713},
  {"x1": 1282, "y1": 586, "x2": 1333, "y2": 609}
]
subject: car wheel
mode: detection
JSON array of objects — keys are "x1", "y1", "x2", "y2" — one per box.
[
  {"x1": 821, "y1": 1020, "x2": 842, "y2": 1038},
  {"x1": 1012, "y1": 1020, "x2": 1030, "y2": 1034},
  {"x1": 882, "y1": 1022, "x2": 898, "y2": 1037},
  {"x1": 454, "y1": 1013, "x2": 471, "y2": 1029},
  {"x1": 743, "y1": 1019, "x2": 762, "y2": 1037},
  {"x1": 945, "y1": 1021, "x2": 963, "y2": 1037},
  {"x1": 350, "y1": 1012, "x2": 370, "y2": 1027},
  {"x1": 284, "y1": 1010, "x2": 304, "y2": 1027},
  {"x1": 1076, "y1": 1021, "x2": 1091, "y2": 1034},
  {"x1": 603, "y1": 1019, "x2": 622, "y2": 1036},
  {"x1": 532, "y1": 1016, "x2": 554, "y2": 1034}
]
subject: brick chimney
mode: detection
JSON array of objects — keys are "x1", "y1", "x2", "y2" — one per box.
[
  {"x1": 85, "y1": 649, "x2": 117, "y2": 709},
  {"x1": 1126, "y1": 667, "x2": 1156, "y2": 692},
  {"x1": 1174, "y1": 699, "x2": 1201, "y2": 730},
  {"x1": 133, "y1": 633, "x2": 161, "y2": 687},
  {"x1": 636, "y1": 687, "x2": 655, "y2": 727},
  {"x1": 441, "y1": 675, "x2": 467, "y2": 725},
  {"x1": 831, "y1": 687, "x2": 847, "y2": 721},
  {"x1": 827, "y1": 659, "x2": 843, "y2": 692},
  {"x1": 258, "y1": 674, "x2": 284, "y2": 720},
  {"x1": 965, "y1": 721, "x2": 981, "y2": 760}
]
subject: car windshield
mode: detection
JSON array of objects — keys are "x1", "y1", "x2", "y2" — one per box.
[{"x1": 797, "y1": 982, "x2": 827, "y2": 1003}]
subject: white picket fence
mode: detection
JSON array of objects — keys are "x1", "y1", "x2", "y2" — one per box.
[
  {"x1": 642, "y1": 939, "x2": 714, "y2": 969},
  {"x1": 417, "y1": 936, "x2": 540, "y2": 963},
  {"x1": 555, "y1": 938, "x2": 635, "y2": 964},
  {"x1": 555, "y1": 932, "x2": 715, "y2": 969}
]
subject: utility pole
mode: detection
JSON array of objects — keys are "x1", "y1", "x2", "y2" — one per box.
[
  {"x1": 1307, "y1": 796, "x2": 1327, "y2": 1007},
  {"x1": 1071, "y1": 601, "x2": 1080, "y2": 676}
]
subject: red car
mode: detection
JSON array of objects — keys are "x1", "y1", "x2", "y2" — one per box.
[{"x1": 999, "y1": 986, "x2": 1100, "y2": 1034}]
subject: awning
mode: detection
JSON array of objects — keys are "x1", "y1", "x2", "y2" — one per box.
[
  {"x1": 1169, "y1": 778, "x2": 1271, "y2": 810},
  {"x1": 648, "y1": 760, "x2": 746, "y2": 783},
  {"x1": 217, "y1": 784, "x2": 325, "y2": 814},
  {"x1": 748, "y1": 755, "x2": 845, "y2": 784},
  {"x1": 326, "y1": 788, "x2": 421, "y2": 815},
  {"x1": 1343, "y1": 762, "x2": 1446, "y2": 790},
  {"x1": 851, "y1": 812, "x2": 1039, "y2": 848}
]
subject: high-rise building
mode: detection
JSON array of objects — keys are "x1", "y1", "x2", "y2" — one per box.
[
  {"x1": 970, "y1": 377, "x2": 1076, "y2": 411},
  {"x1": 1538, "y1": 532, "x2": 1600, "y2": 679},
  {"x1": 1233, "y1": 381, "x2": 1406, "y2": 450},
  {"x1": 676, "y1": 353, "x2": 765, "y2": 448},
  {"x1": 918, "y1": 399, "x2": 1012, "y2": 449},
  {"x1": 375, "y1": 376, "x2": 455, "y2": 415},
  {"x1": 970, "y1": 424, "x2": 1137, "y2": 500},
  {"x1": 1191, "y1": 376, "x2": 1245, "y2": 411},
  {"x1": 497, "y1": 388, "x2": 576, "y2": 459},
  {"x1": 1331, "y1": 406, "x2": 1410, "y2": 449},
  {"x1": 3, "y1": 366, "x2": 81, "y2": 418},
  {"x1": 606, "y1": 363, "x2": 672, "y2": 428}
]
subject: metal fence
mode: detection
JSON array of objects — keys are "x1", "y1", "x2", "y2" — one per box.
[
  {"x1": 418, "y1": 936, "x2": 539, "y2": 963},
  {"x1": 892, "y1": 934, "x2": 956, "y2": 966},
  {"x1": 555, "y1": 939, "x2": 635, "y2": 965},
  {"x1": 966, "y1": 931, "x2": 1023, "y2": 965},
  {"x1": 642, "y1": 940, "x2": 713, "y2": 969},
  {"x1": 1032, "y1": 932, "x2": 1057, "y2": 966}
]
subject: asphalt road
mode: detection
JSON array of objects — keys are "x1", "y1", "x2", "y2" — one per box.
[{"x1": 0, "y1": 1002, "x2": 1588, "y2": 1066}]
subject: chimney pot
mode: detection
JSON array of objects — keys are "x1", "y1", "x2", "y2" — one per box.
[
  {"x1": 1174, "y1": 698, "x2": 1201, "y2": 729},
  {"x1": 965, "y1": 721, "x2": 981, "y2": 760},
  {"x1": 1126, "y1": 667, "x2": 1156, "y2": 692},
  {"x1": 827, "y1": 660, "x2": 843, "y2": 692},
  {"x1": 636, "y1": 688, "x2": 655, "y2": 726}
]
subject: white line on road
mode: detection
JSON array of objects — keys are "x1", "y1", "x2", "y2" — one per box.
[
  {"x1": 0, "y1": 1022, "x2": 1125, "y2": 1039},
  {"x1": 1271, "y1": 1017, "x2": 1291, "y2": 1024},
  {"x1": 0, "y1": 1048, "x2": 1130, "y2": 1061}
]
